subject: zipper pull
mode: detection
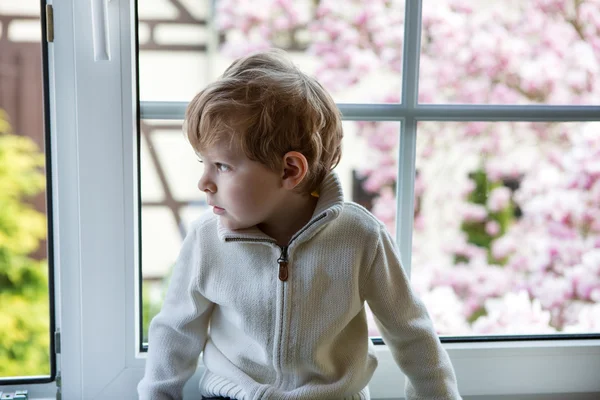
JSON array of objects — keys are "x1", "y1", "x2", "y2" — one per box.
[{"x1": 277, "y1": 246, "x2": 289, "y2": 281}]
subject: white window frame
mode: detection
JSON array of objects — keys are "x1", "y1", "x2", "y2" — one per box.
[{"x1": 24, "y1": 0, "x2": 599, "y2": 398}]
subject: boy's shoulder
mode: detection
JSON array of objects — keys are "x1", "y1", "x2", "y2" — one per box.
[
  {"x1": 338, "y1": 201, "x2": 386, "y2": 236},
  {"x1": 187, "y1": 209, "x2": 219, "y2": 236}
]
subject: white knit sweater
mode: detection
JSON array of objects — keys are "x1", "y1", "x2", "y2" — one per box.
[{"x1": 138, "y1": 173, "x2": 461, "y2": 400}]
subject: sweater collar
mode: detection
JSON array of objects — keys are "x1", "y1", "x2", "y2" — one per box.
[{"x1": 217, "y1": 172, "x2": 345, "y2": 243}]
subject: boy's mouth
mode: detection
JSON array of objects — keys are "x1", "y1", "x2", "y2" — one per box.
[{"x1": 213, "y1": 206, "x2": 225, "y2": 215}]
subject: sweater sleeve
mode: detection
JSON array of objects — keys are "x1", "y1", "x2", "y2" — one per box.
[
  {"x1": 363, "y1": 225, "x2": 461, "y2": 400},
  {"x1": 138, "y1": 225, "x2": 214, "y2": 400}
]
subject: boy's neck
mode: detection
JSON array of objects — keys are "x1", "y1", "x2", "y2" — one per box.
[{"x1": 258, "y1": 193, "x2": 319, "y2": 247}]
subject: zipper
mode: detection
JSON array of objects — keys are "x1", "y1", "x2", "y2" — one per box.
[
  {"x1": 275, "y1": 272, "x2": 287, "y2": 388},
  {"x1": 275, "y1": 212, "x2": 327, "y2": 388},
  {"x1": 288, "y1": 212, "x2": 327, "y2": 245},
  {"x1": 225, "y1": 212, "x2": 328, "y2": 283},
  {"x1": 275, "y1": 212, "x2": 328, "y2": 282},
  {"x1": 224, "y1": 212, "x2": 329, "y2": 389},
  {"x1": 277, "y1": 246, "x2": 289, "y2": 281}
]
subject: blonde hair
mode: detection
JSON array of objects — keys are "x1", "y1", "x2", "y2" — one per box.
[{"x1": 184, "y1": 49, "x2": 343, "y2": 193}]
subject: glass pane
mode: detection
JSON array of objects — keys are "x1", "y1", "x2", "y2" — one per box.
[
  {"x1": 137, "y1": 0, "x2": 405, "y2": 103},
  {"x1": 139, "y1": 120, "x2": 205, "y2": 343},
  {"x1": 412, "y1": 121, "x2": 600, "y2": 336},
  {"x1": 419, "y1": 1, "x2": 600, "y2": 105},
  {"x1": 0, "y1": 1, "x2": 51, "y2": 380},
  {"x1": 140, "y1": 120, "x2": 399, "y2": 343}
]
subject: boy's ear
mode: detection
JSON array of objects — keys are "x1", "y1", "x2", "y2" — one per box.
[{"x1": 281, "y1": 151, "x2": 309, "y2": 190}]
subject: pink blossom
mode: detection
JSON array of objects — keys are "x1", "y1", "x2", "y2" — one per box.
[
  {"x1": 563, "y1": 303, "x2": 600, "y2": 332},
  {"x1": 460, "y1": 179, "x2": 476, "y2": 199},
  {"x1": 529, "y1": 274, "x2": 574, "y2": 310},
  {"x1": 460, "y1": 203, "x2": 488, "y2": 222},
  {"x1": 491, "y1": 236, "x2": 516, "y2": 260},
  {"x1": 420, "y1": 286, "x2": 470, "y2": 335},
  {"x1": 465, "y1": 121, "x2": 487, "y2": 137},
  {"x1": 567, "y1": 249, "x2": 600, "y2": 301},
  {"x1": 472, "y1": 291, "x2": 556, "y2": 335},
  {"x1": 449, "y1": 242, "x2": 487, "y2": 264},
  {"x1": 485, "y1": 220, "x2": 501, "y2": 236},
  {"x1": 487, "y1": 186, "x2": 512, "y2": 212},
  {"x1": 371, "y1": 188, "x2": 396, "y2": 235}
]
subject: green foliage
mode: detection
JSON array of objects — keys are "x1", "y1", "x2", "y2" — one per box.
[
  {"x1": 142, "y1": 280, "x2": 164, "y2": 343},
  {"x1": 0, "y1": 109, "x2": 50, "y2": 377},
  {"x1": 459, "y1": 168, "x2": 516, "y2": 265}
]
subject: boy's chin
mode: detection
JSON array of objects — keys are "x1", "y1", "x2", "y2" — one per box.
[{"x1": 219, "y1": 216, "x2": 254, "y2": 231}]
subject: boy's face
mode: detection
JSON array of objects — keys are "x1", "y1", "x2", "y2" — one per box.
[{"x1": 197, "y1": 140, "x2": 286, "y2": 231}]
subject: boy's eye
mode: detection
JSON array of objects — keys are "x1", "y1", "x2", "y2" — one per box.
[{"x1": 216, "y1": 163, "x2": 230, "y2": 172}]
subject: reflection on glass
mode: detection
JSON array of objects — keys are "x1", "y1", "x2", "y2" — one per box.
[
  {"x1": 139, "y1": 120, "x2": 400, "y2": 341},
  {"x1": 412, "y1": 121, "x2": 600, "y2": 336},
  {"x1": 0, "y1": 2, "x2": 50, "y2": 378},
  {"x1": 420, "y1": 0, "x2": 600, "y2": 105},
  {"x1": 137, "y1": 0, "x2": 405, "y2": 103}
]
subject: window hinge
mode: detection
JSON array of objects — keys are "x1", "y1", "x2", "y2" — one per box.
[
  {"x1": 54, "y1": 329, "x2": 61, "y2": 354},
  {"x1": 46, "y1": 4, "x2": 54, "y2": 42},
  {"x1": 56, "y1": 371, "x2": 62, "y2": 400},
  {"x1": 55, "y1": 329, "x2": 61, "y2": 400}
]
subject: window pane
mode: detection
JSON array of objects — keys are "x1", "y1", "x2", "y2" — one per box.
[
  {"x1": 412, "y1": 121, "x2": 600, "y2": 336},
  {"x1": 139, "y1": 120, "x2": 203, "y2": 344},
  {"x1": 139, "y1": 120, "x2": 399, "y2": 343},
  {"x1": 137, "y1": 0, "x2": 405, "y2": 103},
  {"x1": 0, "y1": 1, "x2": 51, "y2": 380},
  {"x1": 419, "y1": 1, "x2": 600, "y2": 105}
]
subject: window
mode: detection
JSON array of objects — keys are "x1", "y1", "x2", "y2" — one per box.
[
  {"x1": 414, "y1": 121, "x2": 600, "y2": 337},
  {"x1": 0, "y1": 0, "x2": 56, "y2": 388},
  {"x1": 139, "y1": 118, "x2": 400, "y2": 344},
  {"x1": 47, "y1": 0, "x2": 600, "y2": 398},
  {"x1": 139, "y1": 0, "x2": 600, "y2": 340},
  {"x1": 136, "y1": 0, "x2": 407, "y2": 344}
]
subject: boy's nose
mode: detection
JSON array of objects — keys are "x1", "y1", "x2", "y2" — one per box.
[{"x1": 198, "y1": 176, "x2": 216, "y2": 193}]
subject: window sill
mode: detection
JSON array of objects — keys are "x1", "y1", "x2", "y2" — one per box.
[
  {"x1": 178, "y1": 339, "x2": 600, "y2": 398},
  {"x1": 370, "y1": 339, "x2": 600, "y2": 398}
]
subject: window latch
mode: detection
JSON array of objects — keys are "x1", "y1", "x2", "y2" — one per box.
[{"x1": 45, "y1": 4, "x2": 54, "y2": 43}]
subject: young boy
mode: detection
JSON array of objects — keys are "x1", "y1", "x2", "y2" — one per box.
[{"x1": 138, "y1": 49, "x2": 461, "y2": 400}]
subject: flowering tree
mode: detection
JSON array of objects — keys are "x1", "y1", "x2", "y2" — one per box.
[{"x1": 215, "y1": 0, "x2": 600, "y2": 335}]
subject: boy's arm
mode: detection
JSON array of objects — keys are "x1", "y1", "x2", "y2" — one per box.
[
  {"x1": 362, "y1": 225, "x2": 461, "y2": 400},
  {"x1": 138, "y1": 226, "x2": 214, "y2": 400}
]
